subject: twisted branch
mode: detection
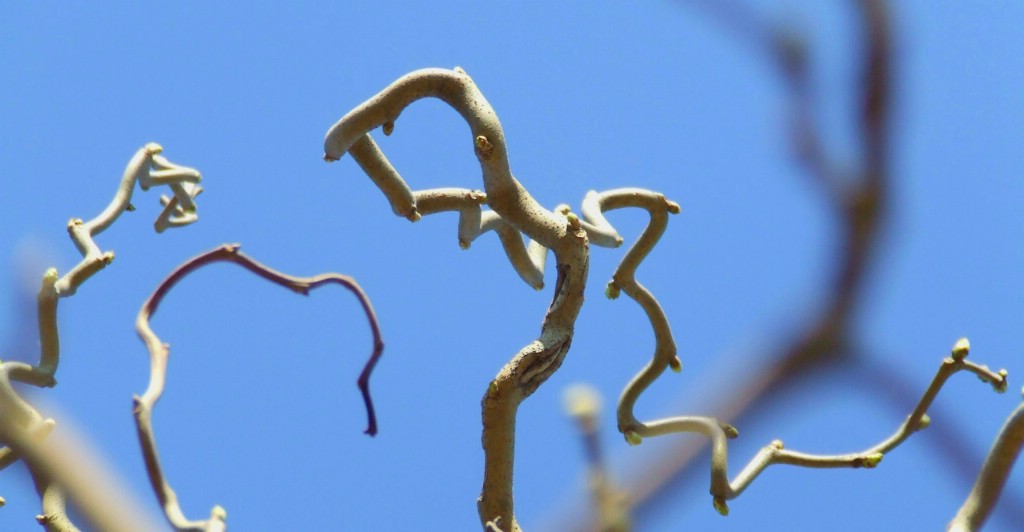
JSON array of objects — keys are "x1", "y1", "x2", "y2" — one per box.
[
  {"x1": 0, "y1": 144, "x2": 202, "y2": 529},
  {"x1": 619, "y1": 337, "x2": 1008, "y2": 515},
  {"x1": 56, "y1": 143, "x2": 202, "y2": 296},
  {"x1": 324, "y1": 66, "x2": 594, "y2": 531},
  {"x1": 576, "y1": 2, "x2": 895, "y2": 524},
  {"x1": 132, "y1": 243, "x2": 383, "y2": 531}
]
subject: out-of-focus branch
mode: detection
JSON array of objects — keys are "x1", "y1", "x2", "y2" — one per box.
[
  {"x1": 0, "y1": 389, "x2": 149, "y2": 532},
  {"x1": 131, "y1": 243, "x2": 383, "y2": 531},
  {"x1": 565, "y1": 384, "x2": 630, "y2": 532},
  {"x1": 948, "y1": 390, "x2": 1024, "y2": 531}
]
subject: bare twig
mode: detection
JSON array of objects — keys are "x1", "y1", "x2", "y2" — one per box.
[
  {"x1": 131, "y1": 243, "x2": 383, "y2": 531},
  {"x1": 949, "y1": 390, "x2": 1024, "y2": 531},
  {"x1": 0, "y1": 394, "x2": 146, "y2": 532},
  {"x1": 56, "y1": 143, "x2": 202, "y2": 296},
  {"x1": 622, "y1": 339, "x2": 1006, "y2": 515}
]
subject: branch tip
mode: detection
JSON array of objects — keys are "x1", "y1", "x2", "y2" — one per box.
[
  {"x1": 713, "y1": 496, "x2": 729, "y2": 516},
  {"x1": 951, "y1": 338, "x2": 970, "y2": 360}
]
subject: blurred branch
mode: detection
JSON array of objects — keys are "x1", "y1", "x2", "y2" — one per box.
[
  {"x1": 949, "y1": 390, "x2": 1024, "y2": 531},
  {"x1": 132, "y1": 243, "x2": 383, "y2": 531},
  {"x1": 0, "y1": 393, "x2": 150, "y2": 532},
  {"x1": 565, "y1": 384, "x2": 630, "y2": 532},
  {"x1": 55, "y1": 143, "x2": 202, "y2": 296}
]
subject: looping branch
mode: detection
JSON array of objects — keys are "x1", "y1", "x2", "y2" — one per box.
[
  {"x1": 1, "y1": 144, "x2": 203, "y2": 530},
  {"x1": 324, "y1": 66, "x2": 595, "y2": 531},
  {"x1": 56, "y1": 143, "x2": 203, "y2": 296},
  {"x1": 131, "y1": 243, "x2": 383, "y2": 531}
]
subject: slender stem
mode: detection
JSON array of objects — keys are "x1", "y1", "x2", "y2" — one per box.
[
  {"x1": 133, "y1": 243, "x2": 383, "y2": 531},
  {"x1": 948, "y1": 394, "x2": 1024, "y2": 531}
]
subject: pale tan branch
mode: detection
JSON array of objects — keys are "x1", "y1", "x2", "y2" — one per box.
[
  {"x1": 948, "y1": 391, "x2": 1024, "y2": 531},
  {"x1": 55, "y1": 143, "x2": 202, "y2": 296},
  {"x1": 324, "y1": 66, "x2": 591, "y2": 530},
  {"x1": 132, "y1": 243, "x2": 383, "y2": 531},
  {"x1": 0, "y1": 269, "x2": 61, "y2": 473},
  {"x1": 0, "y1": 395, "x2": 143, "y2": 532},
  {"x1": 577, "y1": 188, "x2": 682, "y2": 433},
  {"x1": 30, "y1": 473, "x2": 77, "y2": 532},
  {"x1": 621, "y1": 339, "x2": 1007, "y2": 515}
]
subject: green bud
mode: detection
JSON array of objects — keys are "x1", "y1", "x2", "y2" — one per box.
[
  {"x1": 713, "y1": 497, "x2": 729, "y2": 516},
  {"x1": 605, "y1": 282, "x2": 621, "y2": 300},
  {"x1": 861, "y1": 453, "x2": 883, "y2": 468},
  {"x1": 951, "y1": 338, "x2": 970, "y2": 360},
  {"x1": 624, "y1": 431, "x2": 642, "y2": 446}
]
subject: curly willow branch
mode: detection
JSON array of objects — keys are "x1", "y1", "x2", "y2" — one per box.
[
  {"x1": 324, "y1": 66, "x2": 595, "y2": 531},
  {"x1": 132, "y1": 243, "x2": 383, "y2": 532},
  {"x1": 56, "y1": 143, "x2": 202, "y2": 296},
  {"x1": 0, "y1": 144, "x2": 202, "y2": 529},
  {"x1": 619, "y1": 336, "x2": 1007, "y2": 515}
]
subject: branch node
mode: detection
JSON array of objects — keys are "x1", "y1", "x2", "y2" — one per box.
[
  {"x1": 993, "y1": 370, "x2": 1009, "y2": 393},
  {"x1": 474, "y1": 135, "x2": 495, "y2": 161}
]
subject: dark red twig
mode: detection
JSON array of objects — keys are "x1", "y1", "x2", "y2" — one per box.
[{"x1": 133, "y1": 243, "x2": 383, "y2": 531}]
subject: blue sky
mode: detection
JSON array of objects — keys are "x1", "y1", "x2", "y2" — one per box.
[{"x1": 1, "y1": 2, "x2": 1022, "y2": 531}]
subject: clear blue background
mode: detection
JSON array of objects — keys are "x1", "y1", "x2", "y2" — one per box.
[{"x1": 1, "y1": 2, "x2": 1021, "y2": 531}]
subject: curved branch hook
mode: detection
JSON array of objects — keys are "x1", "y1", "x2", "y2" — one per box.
[{"x1": 132, "y1": 244, "x2": 383, "y2": 531}]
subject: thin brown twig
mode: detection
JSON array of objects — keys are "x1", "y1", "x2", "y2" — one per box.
[{"x1": 132, "y1": 243, "x2": 383, "y2": 531}]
